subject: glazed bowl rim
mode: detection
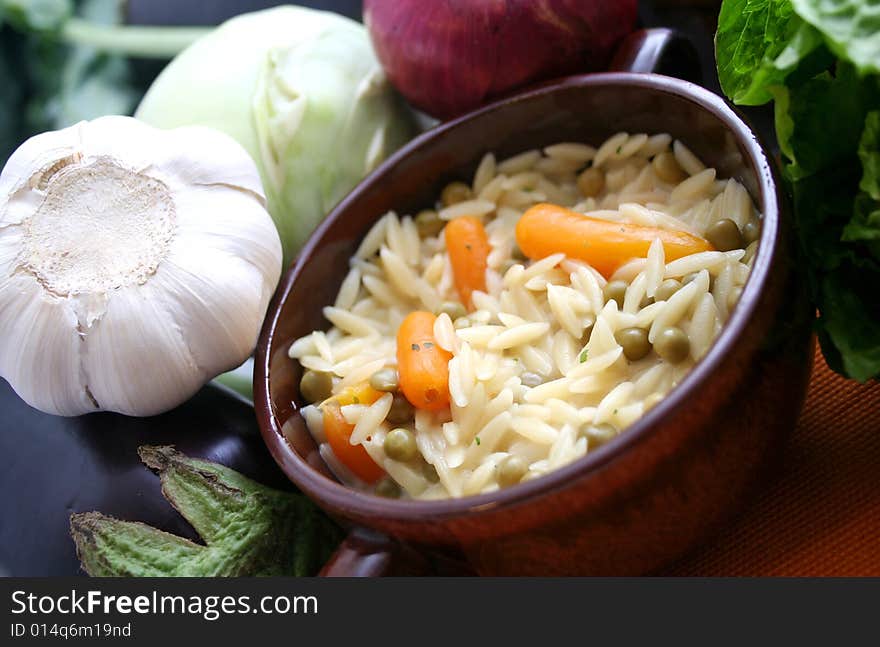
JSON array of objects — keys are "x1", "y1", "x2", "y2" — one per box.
[{"x1": 255, "y1": 71, "x2": 780, "y2": 522}]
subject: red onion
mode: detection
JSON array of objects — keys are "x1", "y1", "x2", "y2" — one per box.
[{"x1": 364, "y1": 0, "x2": 638, "y2": 120}]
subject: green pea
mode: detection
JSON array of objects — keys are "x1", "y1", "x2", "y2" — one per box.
[
  {"x1": 652, "y1": 152, "x2": 686, "y2": 184},
  {"x1": 655, "y1": 327, "x2": 691, "y2": 363},
  {"x1": 375, "y1": 478, "x2": 401, "y2": 498},
  {"x1": 603, "y1": 280, "x2": 628, "y2": 307},
  {"x1": 386, "y1": 393, "x2": 414, "y2": 424},
  {"x1": 437, "y1": 301, "x2": 467, "y2": 321},
  {"x1": 577, "y1": 167, "x2": 605, "y2": 198},
  {"x1": 654, "y1": 278, "x2": 681, "y2": 302},
  {"x1": 742, "y1": 220, "x2": 761, "y2": 245},
  {"x1": 384, "y1": 428, "x2": 418, "y2": 462},
  {"x1": 369, "y1": 368, "x2": 399, "y2": 392},
  {"x1": 580, "y1": 422, "x2": 617, "y2": 448},
  {"x1": 705, "y1": 218, "x2": 744, "y2": 252},
  {"x1": 441, "y1": 181, "x2": 472, "y2": 207},
  {"x1": 415, "y1": 209, "x2": 445, "y2": 237},
  {"x1": 615, "y1": 327, "x2": 651, "y2": 361},
  {"x1": 299, "y1": 370, "x2": 332, "y2": 404},
  {"x1": 498, "y1": 455, "x2": 528, "y2": 486}
]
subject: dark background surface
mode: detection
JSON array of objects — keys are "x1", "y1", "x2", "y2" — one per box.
[{"x1": 1, "y1": 0, "x2": 774, "y2": 577}]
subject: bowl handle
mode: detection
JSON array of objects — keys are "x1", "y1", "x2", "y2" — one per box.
[
  {"x1": 319, "y1": 527, "x2": 432, "y2": 577},
  {"x1": 608, "y1": 27, "x2": 702, "y2": 83}
]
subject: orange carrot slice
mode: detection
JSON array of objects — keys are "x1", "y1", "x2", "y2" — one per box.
[
  {"x1": 515, "y1": 203, "x2": 714, "y2": 278},
  {"x1": 321, "y1": 384, "x2": 384, "y2": 483},
  {"x1": 396, "y1": 311, "x2": 452, "y2": 411},
  {"x1": 444, "y1": 216, "x2": 490, "y2": 310}
]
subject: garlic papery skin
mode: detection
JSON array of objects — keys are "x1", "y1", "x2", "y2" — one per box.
[{"x1": 0, "y1": 116, "x2": 282, "y2": 417}]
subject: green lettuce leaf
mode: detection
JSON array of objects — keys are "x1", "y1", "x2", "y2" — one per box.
[
  {"x1": 0, "y1": 0, "x2": 72, "y2": 32},
  {"x1": 792, "y1": 0, "x2": 880, "y2": 75},
  {"x1": 789, "y1": 162, "x2": 860, "y2": 272},
  {"x1": 717, "y1": 0, "x2": 880, "y2": 382},
  {"x1": 716, "y1": 0, "x2": 831, "y2": 105},
  {"x1": 791, "y1": 165, "x2": 880, "y2": 382},
  {"x1": 784, "y1": 101, "x2": 880, "y2": 382},
  {"x1": 857, "y1": 110, "x2": 880, "y2": 199},
  {"x1": 29, "y1": 0, "x2": 141, "y2": 132},
  {"x1": 818, "y1": 264, "x2": 880, "y2": 382},
  {"x1": 1, "y1": 0, "x2": 143, "y2": 162},
  {"x1": 843, "y1": 112, "x2": 880, "y2": 261},
  {"x1": 842, "y1": 194, "x2": 880, "y2": 261},
  {"x1": 772, "y1": 62, "x2": 874, "y2": 181}
]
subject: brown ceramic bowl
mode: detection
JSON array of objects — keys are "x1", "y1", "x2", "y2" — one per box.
[{"x1": 254, "y1": 30, "x2": 813, "y2": 576}]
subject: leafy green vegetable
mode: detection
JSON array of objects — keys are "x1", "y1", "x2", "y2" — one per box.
[
  {"x1": 772, "y1": 63, "x2": 874, "y2": 180},
  {"x1": 716, "y1": 0, "x2": 880, "y2": 382},
  {"x1": 0, "y1": 0, "x2": 135, "y2": 160},
  {"x1": 1, "y1": 0, "x2": 72, "y2": 32},
  {"x1": 857, "y1": 110, "x2": 880, "y2": 200},
  {"x1": 716, "y1": 0, "x2": 830, "y2": 105},
  {"x1": 0, "y1": 0, "x2": 61, "y2": 161},
  {"x1": 0, "y1": 0, "x2": 205, "y2": 164},
  {"x1": 817, "y1": 266, "x2": 880, "y2": 381},
  {"x1": 844, "y1": 194, "x2": 880, "y2": 252},
  {"x1": 70, "y1": 446, "x2": 342, "y2": 576},
  {"x1": 843, "y1": 112, "x2": 880, "y2": 262},
  {"x1": 787, "y1": 162, "x2": 880, "y2": 380},
  {"x1": 33, "y1": 0, "x2": 140, "y2": 131},
  {"x1": 791, "y1": 0, "x2": 880, "y2": 75}
]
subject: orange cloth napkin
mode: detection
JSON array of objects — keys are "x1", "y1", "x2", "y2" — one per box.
[{"x1": 665, "y1": 346, "x2": 880, "y2": 576}]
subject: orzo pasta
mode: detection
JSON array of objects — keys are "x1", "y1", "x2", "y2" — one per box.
[{"x1": 290, "y1": 132, "x2": 760, "y2": 499}]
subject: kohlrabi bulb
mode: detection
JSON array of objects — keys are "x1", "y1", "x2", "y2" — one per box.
[{"x1": 135, "y1": 6, "x2": 417, "y2": 266}]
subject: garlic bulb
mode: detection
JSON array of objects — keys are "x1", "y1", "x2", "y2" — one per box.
[{"x1": 0, "y1": 116, "x2": 282, "y2": 416}]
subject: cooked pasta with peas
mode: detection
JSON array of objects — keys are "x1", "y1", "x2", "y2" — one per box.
[{"x1": 290, "y1": 132, "x2": 761, "y2": 499}]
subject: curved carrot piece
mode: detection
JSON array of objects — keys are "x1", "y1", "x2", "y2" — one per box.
[
  {"x1": 444, "y1": 216, "x2": 490, "y2": 309},
  {"x1": 396, "y1": 311, "x2": 452, "y2": 411},
  {"x1": 321, "y1": 383, "x2": 384, "y2": 483},
  {"x1": 515, "y1": 203, "x2": 714, "y2": 278}
]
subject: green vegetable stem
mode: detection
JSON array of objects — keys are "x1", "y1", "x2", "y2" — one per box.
[
  {"x1": 60, "y1": 16, "x2": 208, "y2": 58},
  {"x1": 70, "y1": 446, "x2": 342, "y2": 577},
  {"x1": 1, "y1": 0, "x2": 208, "y2": 57},
  {"x1": 134, "y1": 5, "x2": 417, "y2": 266},
  {"x1": 0, "y1": 0, "x2": 208, "y2": 162},
  {"x1": 716, "y1": 0, "x2": 880, "y2": 382}
]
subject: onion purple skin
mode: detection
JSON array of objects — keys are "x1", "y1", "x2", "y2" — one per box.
[{"x1": 364, "y1": 0, "x2": 639, "y2": 120}]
